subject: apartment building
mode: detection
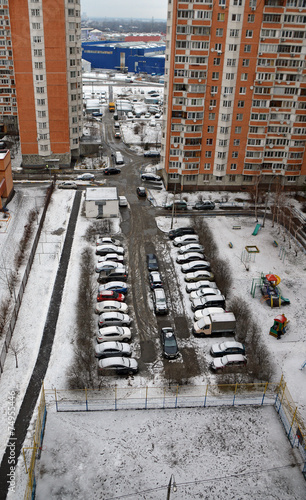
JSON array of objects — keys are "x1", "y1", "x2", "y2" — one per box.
[
  {"x1": 162, "y1": 0, "x2": 306, "y2": 191},
  {"x1": 0, "y1": 0, "x2": 83, "y2": 168}
]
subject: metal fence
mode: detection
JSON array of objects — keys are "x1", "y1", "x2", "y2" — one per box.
[
  {"x1": 0, "y1": 184, "x2": 54, "y2": 376},
  {"x1": 23, "y1": 385, "x2": 47, "y2": 500}
]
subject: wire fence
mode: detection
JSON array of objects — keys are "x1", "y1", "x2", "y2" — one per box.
[{"x1": 23, "y1": 385, "x2": 47, "y2": 500}]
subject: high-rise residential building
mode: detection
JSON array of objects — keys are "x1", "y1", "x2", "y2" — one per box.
[
  {"x1": 0, "y1": 0, "x2": 83, "y2": 168},
  {"x1": 162, "y1": 0, "x2": 306, "y2": 191}
]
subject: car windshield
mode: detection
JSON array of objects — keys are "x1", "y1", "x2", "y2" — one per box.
[{"x1": 165, "y1": 336, "x2": 176, "y2": 347}]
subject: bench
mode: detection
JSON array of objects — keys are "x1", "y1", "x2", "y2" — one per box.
[
  {"x1": 232, "y1": 225, "x2": 241, "y2": 230},
  {"x1": 273, "y1": 240, "x2": 278, "y2": 248}
]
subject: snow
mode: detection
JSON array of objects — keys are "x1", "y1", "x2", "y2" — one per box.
[{"x1": 1, "y1": 182, "x2": 306, "y2": 498}]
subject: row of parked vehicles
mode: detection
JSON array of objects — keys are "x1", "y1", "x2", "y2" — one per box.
[
  {"x1": 146, "y1": 254, "x2": 179, "y2": 359},
  {"x1": 169, "y1": 227, "x2": 247, "y2": 371},
  {"x1": 94, "y1": 237, "x2": 139, "y2": 376}
]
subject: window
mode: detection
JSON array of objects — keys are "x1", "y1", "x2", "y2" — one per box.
[
  {"x1": 233, "y1": 139, "x2": 240, "y2": 146},
  {"x1": 235, "y1": 126, "x2": 242, "y2": 133},
  {"x1": 206, "y1": 138, "x2": 213, "y2": 145},
  {"x1": 32, "y1": 22, "x2": 40, "y2": 29},
  {"x1": 244, "y1": 45, "x2": 251, "y2": 53},
  {"x1": 220, "y1": 127, "x2": 229, "y2": 133},
  {"x1": 229, "y1": 44, "x2": 237, "y2": 51},
  {"x1": 227, "y1": 59, "x2": 236, "y2": 67},
  {"x1": 34, "y1": 49, "x2": 43, "y2": 56},
  {"x1": 241, "y1": 74, "x2": 248, "y2": 81},
  {"x1": 229, "y1": 175, "x2": 236, "y2": 182},
  {"x1": 232, "y1": 151, "x2": 238, "y2": 158},
  {"x1": 210, "y1": 100, "x2": 217, "y2": 107},
  {"x1": 211, "y1": 86, "x2": 218, "y2": 94},
  {"x1": 31, "y1": 9, "x2": 40, "y2": 16},
  {"x1": 34, "y1": 62, "x2": 43, "y2": 69},
  {"x1": 33, "y1": 36, "x2": 42, "y2": 43},
  {"x1": 36, "y1": 87, "x2": 45, "y2": 94},
  {"x1": 204, "y1": 163, "x2": 211, "y2": 169},
  {"x1": 246, "y1": 30, "x2": 253, "y2": 38},
  {"x1": 230, "y1": 163, "x2": 237, "y2": 170},
  {"x1": 231, "y1": 14, "x2": 241, "y2": 21},
  {"x1": 219, "y1": 139, "x2": 228, "y2": 146},
  {"x1": 223, "y1": 100, "x2": 232, "y2": 107},
  {"x1": 37, "y1": 99, "x2": 45, "y2": 105},
  {"x1": 205, "y1": 151, "x2": 212, "y2": 157},
  {"x1": 248, "y1": 14, "x2": 255, "y2": 22},
  {"x1": 242, "y1": 59, "x2": 249, "y2": 67},
  {"x1": 213, "y1": 58, "x2": 221, "y2": 66},
  {"x1": 238, "y1": 101, "x2": 245, "y2": 108},
  {"x1": 212, "y1": 72, "x2": 219, "y2": 80},
  {"x1": 217, "y1": 152, "x2": 226, "y2": 159},
  {"x1": 215, "y1": 43, "x2": 222, "y2": 52},
  {"x1": 208, "y1": 126, "x2": 214, "y2": 132},
  {"x1": 216, "y1": 28, "x2": 223, "y2": 36},
  {"x1": 217, "y1": 13, "x2": 225, "y2": 21},
  {"x1": 239, "y1": 87, "x2": 246, "y2": 95},
  {"x1": 236, "y1": 113, "x2": 243, "y2": 120},
  {"x1": 226, "y1": 73, "x2": 235, "y2": 80},
  {"x1": 230, "y1": 29, "x2": 239, "y2": 37}
]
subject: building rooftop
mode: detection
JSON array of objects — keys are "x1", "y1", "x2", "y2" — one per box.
[{"x1": 86, "y1": 187, "x2": 117, "y2": 202}]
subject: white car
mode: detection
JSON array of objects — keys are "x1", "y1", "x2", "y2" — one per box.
[
  {"x1": 97, "y1": 254, "x2": 124, "y2": 263},
  {"x1": 98, "y1": 356, "x2": 138, "y2": 375},
  {"x1": 95, "y1": 261, "x2": 125, "y2": 273},
  {"x1": 98, "y1": 312, "x2": 132, "y2": 328},
  {"x1": 96, "y1": 237, "x2": 121, "y2": 247},
  {"x1": 76, "y1": 173, "x2": 95, "y2": 181},
  {"x1": 186, "y1": 281, "x2": 219, "y2": 293},
  {"x1": 194, "y1": 307, "x2": 225, "y2": 322},
  {"x1": 119, "y1": 196, "x2": 128, "y2": 207},
  {"x1": 178, "y1": 243, "x2": 204, "y2": 255},
  {"x1": 181, "y1": 260, "x2": 211, "y2": 273},
  {"x1": 96, "y1": 244, "x2": 125, "y2": 256},
  {"x1": 184, "y1": 270, "x2": 215, "y2": 283},
  {"x1": 95, "y1": 301, "x2": 129, "y2": 315},
  {"x1": 98, "y1": 281, "x2": 127, "y2": 293},
  {"x1": 95, "y1": 341, "x2": 131, "y2": 358},
  {"x1": 176, "y1": 252, "x2": 205, "y2": 264},
  {"x1": 173, "y1": 234, "x2": 199, "y2": 247},
  {"x1": 210, "y1": 354, "x2": 247, "y2": 371},
  {"x1": 210, "y1": 341, "x2": 245, "y2": 358},
  {"x1": 96, "y1": 326, "x2": 131, "y2": 343},
  {"x1": 190, "y1": 288, "x2": 221, "y2": 300},
  {"x1": 58, "y1": 181, "x2": 78, "y2": 190}
]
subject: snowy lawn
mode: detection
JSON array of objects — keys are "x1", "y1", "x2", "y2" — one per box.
[{"x1": 35, "y1": 405, "x2": 305, "y2": 500}]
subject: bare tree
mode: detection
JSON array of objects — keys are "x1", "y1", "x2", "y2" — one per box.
[{"x1": 10, "y1": 341, "x2": 22, "y2": 368}]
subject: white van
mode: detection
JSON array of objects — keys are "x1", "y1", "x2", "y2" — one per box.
[{"x1": 115, "y1": 152, "x2": 124, "y2": 165}]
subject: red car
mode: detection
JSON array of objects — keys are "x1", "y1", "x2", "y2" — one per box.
[{"x1": 97, "y1": 290, "x2": 125, "y2": 302}]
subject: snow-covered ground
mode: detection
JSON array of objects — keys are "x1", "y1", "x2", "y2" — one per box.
[{"x1": 1, "y1": 182, "x2": 306, "y2": 498}]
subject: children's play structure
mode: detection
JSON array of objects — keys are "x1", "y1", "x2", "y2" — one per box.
[
  {"x1": 252, "y1": 223, "x2": 261, "y2": 236},
  {"x1": 251, "y1": 273, "x2": 290, "y2": 307},
  {"x1": 269, "y1": 313, "x2": 289, "y2": 339}
]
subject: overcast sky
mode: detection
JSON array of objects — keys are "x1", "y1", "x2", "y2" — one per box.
[{"x1": 81, "y1": 0, "x2": 167, "y2": 20}]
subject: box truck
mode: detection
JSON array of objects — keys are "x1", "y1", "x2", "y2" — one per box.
[{"x1": 193, "y1": 312, "x2": 236, "y2": 336}]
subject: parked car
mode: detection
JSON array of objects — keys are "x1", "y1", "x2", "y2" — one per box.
[
  {"x1": 96, "y1": 237, "x2": 121, "y2": 247},
  {"x1": 97, "y1": 268, "x2": 128, "y2": 283},
  {"x1": 96, "y1": 290, "x2": 125, "y2": 302},
  {"x1": 149, "y1": 271, "x2": 163, "y2": 289},
  {"x1": 146, "y1": 253, "x2": 158, "y2": 271},
  {"x1": 96, "y1": 245, "x2": 124, "y2": 256},
  {"x1": 95, "y1": 301, "x2": 128, "y2": 315},
  {"x1": 193, "y1": 201, "x2": 215, "y2": 210},
  {"x1": 119, "y1": 196, "x2": 128, "y2": 207},
  {"x1": 98, "y1": 312, "x2": 132, "y2": 328},
  {"x1": 168, "y1": 227, "x2": 195, "y2": 240},
  {"x1": 191, "y1": 295, "x2": 226, "y2": 312},
  {"x1": 176, "y1": 252, "x2": 205, "y2": 265},
  {"x1": 184, "y1": 271, "x2": 215, "y2": 283},
  {"x1": 96, "y1": 326, "x2": 131, "y2": 343},
  {"x1": 173, "y1": 235, "x2": 199, "y2": 247},
  {"x1": 190, "y1": 288, "x2": 221, "y2": 300},
  {"x1": 210, "y1": 341, "x2": 245, "y2": 358},
  {"x1": 103, "y1": 167, "x2": 121, "y2": 175},
  {"x1": 178, "y1": 243, "x2": 204, "y2": 255},
  {"x1": 153, "y1": 288, "x2": 168, "y2": 315},
  {"x1": 58, "y1": 181, "x2": 78, "y2": 190},
  {"x1": 141, "y1": 173, "x2": 162, "y2": 182},
  {"x1": 194, "y1": 307, "x2": 225, "y2": 322},
  {"x1": 76, "y1": 173, "x2": 95, "y2": 181},
  {"x1": 165, "y1": 200, "x2": 187, "y2": 211},
  {"x1": 114, "y1": 131, "x2": 121, "y2": 139},
  {"x1": 143, "y1": 150, "x2": 160, "y2": 158},
  {"x1": 161, "y1": 327, "x2": 179, "y2": 359},
  {"x1": 186, "y1": 281, "x2": 219, "y2": 293},
  {"x1": 98, "y1": 357, "x2": 138, "y2": 375},
  {"x1": 97, "y1": 254, "x2": 124, "y2": 264},
  {"x1": 181, "y1": 261, "x2": 211, "y2": 274},
  {"x1": 137, "y1": 187, "x2": 147, "y2": 198},
  {"x1": 95, "y1": 261, "x2": 125, "y2": 273},
  {"x1": 95, "y1": 341, "x2": 131, "y2": 359},
  {"x1": 98, "y1": 281, "x2": 128, "y2": 294},
  {"x1": 210, "y1": 354, "x2": 247, "y2": 371}
]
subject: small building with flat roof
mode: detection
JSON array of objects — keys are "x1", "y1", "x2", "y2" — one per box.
[
  {"x1": 85, "y1": 187, "x2": 119, "y2": 218},
  {"x1": 0, "y1": 149, "x2": 13, "y2": 210}
]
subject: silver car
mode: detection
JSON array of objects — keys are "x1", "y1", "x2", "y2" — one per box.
[
  {"x1": 176, "y1": 252, "x2": 205, "y2": 264},
  {"x1": 178, "y1": 243, "x2": 204, "y2": 255},
  {"x1": 95, "y1": 341, "x2": 131, "y2": 359},
  {"x1": 95, "y1": 261, "x2": 125, "y2": 273},
  {"x1": 96, "y1": 326, "x2": 131, "y2": 343},
  {"x1": 186, "y1": 281, "x2": 219, "y2": 293},
  {"x1": 95, "y1": 301, "x2": 129, "y2": 315},
  {"x1": 98, "y1": 312, "x2": 132, "y2": 328},
  {"x1": 97, "y1": 254, "x2": 124, "y2": 263},
  {"x1": 98, "y1": 356, "x2": 138, "y2": 375},
  {"x1": 96, "y1": 244, "x2": 125, "y2": 256},
  {"x1": 173, "y1": 234, "x2": 199, "y2": 247},
  {"x1": 190, "y1": 288, "x2": 221, "y2": 300},
  {"x1": 96, "y1": 237, "x2": 121, "y2": 247}
]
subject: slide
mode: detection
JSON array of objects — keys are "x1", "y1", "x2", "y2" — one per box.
[
  {"x1": 252, "y1": 223, "x2": 261, "y2": 236},
  {"x1": 280, "y1": 296, "x2": 290, "y2": 305}
]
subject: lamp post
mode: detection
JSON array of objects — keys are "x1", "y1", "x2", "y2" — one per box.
[
  {"x1": 262, "y1": 175, "x2": 276, "y2": 228},
  {"x1": 166, "y1": 474, "x2": 177, "y2": 500}
]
